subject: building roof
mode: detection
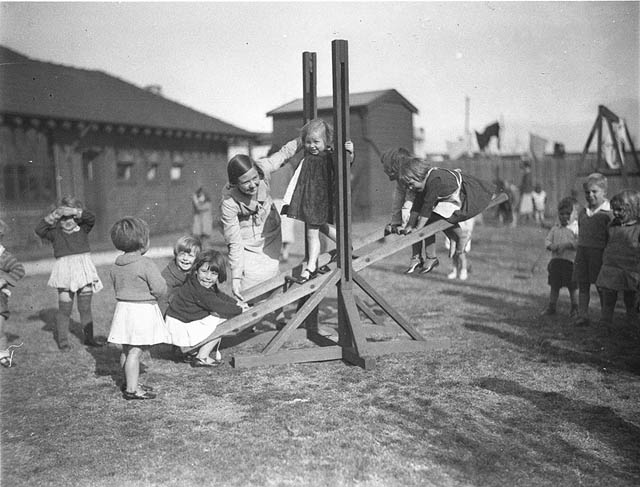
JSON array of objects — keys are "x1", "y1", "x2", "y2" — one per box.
[
  {"x1": 0, "y1": 45, "x2": 252, "y2": 137},
  {"x1": 266, "y1": 89, "x2": 418, "y2": 117}
]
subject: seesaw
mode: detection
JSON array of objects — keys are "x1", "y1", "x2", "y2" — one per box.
[{"x1": 188, "y1": 40, "x2": 508, "y2": 369}]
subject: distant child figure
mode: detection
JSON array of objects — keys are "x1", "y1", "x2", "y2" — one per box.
[
  {"x1": 192, "y1": 187, "x2": 213, "y2": 244},
  {"x1": 541, "y1": 197, "x2": 579, "y2": 317},
  {"x1": 159, "y1": 235, "x2": 202, "y2": 315},
  {"x1": 532, "y1": 183, "x2": 547, "y2": 224},
  {"x1": 34, "y1": 196, "x2": 104, "y2": 351},
  {"x1": 282, "y1": 119, "x2": 354, "y2": 283},
  {"x1": 572, "y1": 173, "x2": 612, "y2": 326},
  {"x1": 392, "y1": 149, "x2": 496, "y2": 279},
  {"x1": 595, "y1": 190, "x2": 640, "y2": 327},
  {"x1": 519, "y1": 161, "x2": 534, "y2": 223},
  {"x1": 0, "y1": 220, "x2": 25, "y2": 368},
  {"x1": 166, "y1": 250, "x2": 244, "y2": 367},
  {"x1": 108, "y1": 217, "x2": 168, "y2": 400}
]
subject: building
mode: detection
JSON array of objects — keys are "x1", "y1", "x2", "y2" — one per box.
[
  {"x1": 0, "y1": 46, "x2": 254, "y2": 249},
  {"x1": 267, "y1": 89, "x2": 418, "y2": 220}
]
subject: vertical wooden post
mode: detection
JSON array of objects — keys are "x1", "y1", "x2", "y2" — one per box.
[
  {"x1": 302, "y1": 52, "x2": 319, "y2": 333},
  {"x1": 332, "y1": 40, "x2": 370, "y2": 363}
]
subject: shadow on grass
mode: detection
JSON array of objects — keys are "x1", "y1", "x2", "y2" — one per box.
[
  {"x1": 473, "y1": 376, "x2": 640, "y2": 478},
  {"x1": 29, "y1": 307, "x2": 89, "y2": 348}
]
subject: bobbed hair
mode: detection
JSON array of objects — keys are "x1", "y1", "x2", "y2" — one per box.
[
  {"x1": 227, "y1": 154, "x2": 264, "y2": 186},
  {"x1": 380, "y1": 147, "x2": 412, "y2": 180},
  {"x1": 110, "y1": 217, "x2": 149, "y2": 253},
  {"x1": 397, "y1": 153, "x2": 432, "y2": 187},
  {"x1": 301, "y1": 118, "x2": 333, "y2": 148},
  {"x1": 557, "y1": 196, "x2": 577, "y2": 213},
  {"x1": 60, "y1": 195, "x2": 84, "y2": 209},
  {"x1": 173, "y1": 235, "x2": 202, "y2": 256},
  {"x1": 583, "y1": 172, "x2": 608, "y2": 192},
  {"x1": 191, "y1": 249, "x2": 228, "y2": 283},
  {"x1": 611, "y1": 189, "x2": 640, "y2": 222}
]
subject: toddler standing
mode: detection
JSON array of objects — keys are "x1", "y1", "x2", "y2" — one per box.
[
  {"x1": 572, "y1": 173, "x2": 612, "y2": 326},
  {"x1": 35, "y1": 196, "x2": 104, "y2": 350},
  {"x1": 541, "y1": 197, "x2": 579, "y2": 317},
  {"x1": 108, "y1": 217, "x2": 168, "y2": 400},
  {"x1": 595, "y1": 190, "x2": 640, "y2": 328},
  {"x1": 0, "y1": 220, "x2": 25, "y2": 368},
  {"x1": 532, "y1": 183, "x2": 547, "y2": 224},
  {"x1": 282, "y1": 118, "x2": 354, "y2": 283},
  {"x1": 166, "y1": 250, "x2": 244, "y2": 367}
]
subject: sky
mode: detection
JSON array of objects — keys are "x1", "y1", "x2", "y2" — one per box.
[{"x1": 0, "y1": 1, "x2": 638, "y2": 154}]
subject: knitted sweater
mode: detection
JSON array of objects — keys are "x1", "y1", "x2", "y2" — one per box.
[
  {"x1": 0, "y1": 246, "x2": 25, "y2": 286},
  {"x1": 165, "y1": 274, "x2": 242, "y2": 323},
  {"x1": 34, "y1": 210, "x2": 95, "y2": 258},
  {"x1": 110, "y1": 252, "x2": 167, "y2": 303},
  {"x1": 577, "y1": 201, "x2": 612, "y2": 249}
]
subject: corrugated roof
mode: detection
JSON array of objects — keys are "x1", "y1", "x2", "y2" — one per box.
[
  {"x1": 0, "y1": 45, "x2": 252, "y2": 136},
  {"x1": 266, "y1": 89, "x2": 418, "y2": 116}
]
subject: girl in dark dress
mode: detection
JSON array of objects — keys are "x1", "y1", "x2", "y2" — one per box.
[
  {"x1": 394, "y1": 150, "x2": 496, "y2": 279},
  {"x1": 282, "y1": 119, "x2": 354, "y2": 282}
]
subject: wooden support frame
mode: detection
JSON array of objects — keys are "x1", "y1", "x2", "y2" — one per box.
[{"x1": 187, "y1": 40, "x2": 509, "y2": 369}]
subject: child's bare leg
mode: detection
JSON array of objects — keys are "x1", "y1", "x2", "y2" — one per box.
[
  {"x1": 196, "y1": 338, "x2": 221, "y2": 361},
  {"x1": 303, "y1": 227, "x2": 321, "y2": 277},
  {"x1": 569, "y1": 287, "x2": 578, "y2": 316},
  {"x1": 576, "y1": 282, "x2": 591, "y2": 324},
  {"x1": 56, "y1": 289, "x2": 74, "y2": 351},
  {"x1": 123, "y1": 345, "x2": 143, "y2": 393},
  {"x1": 599, "y1": 287, "x2": 617, "y2": 326},
  {"x1": 623, "y1": 290, "x2": 638, "y2": 324},
  {"x1": 419, "y1": 235, "x2": 439, "y2": 274},
  {"x1": 543, "y1": 286, "x2": 560, "y2": 315}
]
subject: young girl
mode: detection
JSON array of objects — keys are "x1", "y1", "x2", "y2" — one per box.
[
  {"x1": 595, "y1": 190, "x2": 640, "y2": 327},
  {"x1": 159, "y1": 235, "x2": 202, "y2": 315},
  {"x1": 35, "y1": 195, "x2": 103, "y2": 351},
  {"x1": 165, "y1": 250, "x2": 244, "y2": 367},
  {"x1": 572, "y1": 173, "x2": 612, "y2": 326},
  {"x1": 282, "y1": 118, "x2": 354, "y2": 283},
  {"x1": 107, "y1": 217, "x2": 168, "y2": 400},
  {"x1": 393, "y1": 150, "x2": 496, "y2": 278},
  {"x1": 0, "y1": 219, "x2": 25, "y2": 368},
  {"x1": 541, "y1": 197, "x2": 579, "y2": 317}
]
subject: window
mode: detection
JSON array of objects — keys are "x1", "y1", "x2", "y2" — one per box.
[
  {"x1": 170, "y1": 164, "x2": 182, "y2": 181},
  {"x1": 3, "y1": 162, "x2": 56, "y2": 202},
  {"x1": 83, "y1": 159, "x2": 94, "y2": 181},
  {"x1": 116, "y1": 162, "x2": 134, "y2": 181},
  {"x1": 146, "y1": 163, "x2": 158, "y2": 181}
]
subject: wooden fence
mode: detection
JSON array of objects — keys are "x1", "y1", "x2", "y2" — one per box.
[{"x1": 434, "y1": 151, "x2": 640, "y2": 219}]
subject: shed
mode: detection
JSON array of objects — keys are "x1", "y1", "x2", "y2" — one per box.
[
  {"x1": 0, "y1": 45, "x2": 254, "y2": 249},
  {"x1": 266, "y1": 89, "x2": 418, "y2": 220}
]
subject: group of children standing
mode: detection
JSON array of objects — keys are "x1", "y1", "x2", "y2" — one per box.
[{"x1": 542, "y1": 172, "x2": 640, "y2": 328}]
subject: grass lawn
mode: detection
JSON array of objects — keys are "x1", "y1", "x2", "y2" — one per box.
[{"x1": 1, "y1": 221, "x2": 639, "y2": 486}]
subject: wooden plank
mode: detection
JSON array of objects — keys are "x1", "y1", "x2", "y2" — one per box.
[
  {"x1": 232, "y1": 346, "x2": 344, "y2": 368},
  {"x1": 184, "y1": 270, "x2": 335, "y2": 352},
  {"x1": 355, "y1": 296, "x2": 386, "y2": 326},
  {"x1": 337, "y1": 285, "x2": 370, "y2": 355},
  {"x1": 352, "y1": 271, "x2": 425, "y2": 340},
  {"x1": 341, "y1": 347, "x2": 376, "y2": 370},
  {"x1": 263, "y1": 270, "x2": 340, "y2": 354}
]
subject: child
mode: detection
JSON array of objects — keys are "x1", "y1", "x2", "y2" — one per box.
[
  {"x1": 393, "y1": 149, "x2": 496, "y2": 278},
  {"x1": 192, "y1": 187, "x2": 213, "y2": 244},
  {"x1": 380, "y1": 148, "x2": 423, "y2": 274},
  {"x1": 595, "y1": 190, "x2": 640, "y2": 327},
  {"x1": 159, "y1": 235, "x2": 202, "y2": 315},
  {"x1": 34, "y1": 196, "x2": 104, "y2": 350},
  {"x1": 0, "y1": 220, "x2": 25, "y2": 368},
  {"x1": 541, "y1": 197, "x2": 579, "y2": 317},
  {"x1": 282, "y1": 118, "x2": 354, "y2": 283},
  {"x1": 165, "y1": 250, "x2": 244, "y2": 367},
  {"x1": 532, "y1": 183, "x2": 547, "y2": 224},
  {"x1": 572, "y1": 173, "x2": 612, "y2": 326},
  {"x1": 107, "y1": 217, "x2": 168, "y2": 400}
]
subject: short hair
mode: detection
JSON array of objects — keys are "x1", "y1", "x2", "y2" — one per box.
[
  {"x1": 60, "y1": 195, "x2": 83, "y2": 209},
  {"x1": 583, "y1": 172, "x2": 608, "y2": 192},
  {"x1": 191, "y1": 249, "x2": 228, "y2": 283},
  {"x1": 380, "y1": 147, "x2": 412, "y2": 180},
  {"x1": 227, "y1": 154, "x2": 264, "y2": 185},
  {"x1": 557, "y1": 196, "x2": 577, "y2": 213},
  {"x1": 110, "y1": 217, "x2": 149, "y2": 252},
  {"x1": 397, "y1": 154, "x2": 431, "y2": 187},
  {"x1": 173, "y1": 235, "x2": 202, "y2": 256},
  {"x1": 300, "y1": 118, "x2": 333, "y2": 148},
  {"x1": 611, "y1": 190, "x2": 640, "y2": 222}
]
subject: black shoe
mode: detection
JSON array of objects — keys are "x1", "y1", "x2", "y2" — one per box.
[
  {"x1": 121, "y1": 383, "x2": 154, "y2": 392},
  {"x1": 420, "y1": 258, "x2": 440, "y2": 274},
  {"x1": 123, "y1": 390, "x2": 156, "y2": 400}
]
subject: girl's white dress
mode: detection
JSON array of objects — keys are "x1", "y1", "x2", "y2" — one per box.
[
  {"x1": 48, "y1": 252, "x2": 103, "y2": 293},
  {"x1": 108, "y1": 302, "x2": 169, "y2": 346},
  {"x1": 165, "y1": 314, "x2": 225, "y2": 347}
]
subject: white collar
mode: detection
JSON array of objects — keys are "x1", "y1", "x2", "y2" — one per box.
[{"x1": 586, "y1": 200, "x2": 610, "y2": 217}]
